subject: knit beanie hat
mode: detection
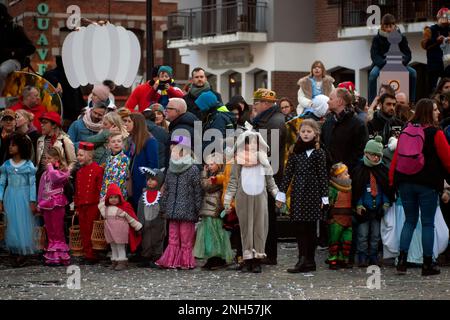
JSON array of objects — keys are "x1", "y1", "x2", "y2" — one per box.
[
  {"x1": 311, "y1": 94, "x2": 329, "y2": 118},
  {"x1": 158, "y1": 65, "x2": 173, "y2": 78},
  {"x1": 92, "y1": 84, "x2": 110, "y2": 102},
  {"x1": 364, "y1": 136, "x2": 384, "y2": 156},
  {"x1": 195, "y1": 90, "x2": 219, "y2": 112}
]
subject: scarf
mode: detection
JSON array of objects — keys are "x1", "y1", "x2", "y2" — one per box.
[
  {"x1": 330, "y1": 177, "x2": 352, "y2": 192},
  {"x1": 363, "y1": 155, "x2": 382, "y2": 167},
  {"x1": 189, "y1": 81, "x2": 211, "y2": 98},
  {"x1": 293, "y1": 139, "x2": 317, "y2": 154},
  {"x1": 169, "y1": 155, "x2": 194, "y2": 174},
  {"x1": 82, "y1": 109, "x2": 103, "y2": 133}
]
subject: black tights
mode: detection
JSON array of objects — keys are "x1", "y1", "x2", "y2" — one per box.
[{"x1": 295, "y1": 221, "x2": 316, "y2": 261}]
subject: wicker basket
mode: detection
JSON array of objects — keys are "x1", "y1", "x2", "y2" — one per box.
[
  {"x1": 0, "y1": 213, "x2": 5, "y2": 242},
  {"x1": 69, "y1": 214, "x2": 83, "y2": 257},
  {"x1": 34, "y1": 226, "x2": 47, "y2": 250},
  {"x1": 91, "y1": 216, "x2": 107, "y2": 250}
]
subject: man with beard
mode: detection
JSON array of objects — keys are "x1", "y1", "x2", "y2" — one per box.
[
  {"x1": 184, "y1": 68, "x2": 222, "y2": 121},
  {"x1": 367, "y1": 93, "x2": 405, "y2": 145}
]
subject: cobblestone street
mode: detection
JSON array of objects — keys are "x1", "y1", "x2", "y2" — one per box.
[{"x1": 1, "y1": 244, "x2": 449, "y2": 300}]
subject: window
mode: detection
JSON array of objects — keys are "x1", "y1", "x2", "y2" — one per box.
[
  {"x1": 254, "y1": 70, "x2": 267, "y2": 89},
  {"x1": 229, "y1": 72, "x2": 242, "y2": 100}
]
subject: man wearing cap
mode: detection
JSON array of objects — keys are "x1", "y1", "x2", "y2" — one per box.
[
  {"x1": 68, "y1": 101, "x2": 107, "y2": 151},
  {"x1": 74, "y1": 141, "x2": 104, "y2": 264},
  {"x1": 0, "y1": 109, "x2": 16, "y2": 164},
  {"x1": 36, "y1": 112, "x2": 76, "y2": 182},
  {"x1": 9, "y1": 86, "x2": 46, "y2": 134},
  {"x1": 184, "y1": 67, "x2": 223, "y2": 121},
  {"x1": 422, "y1": 8, "x2": 450, "y2": 93},
  {"x1": 125, "y1": 65, "x2": 184, "y2": 112},
  {"x1": 251, "y1": 88, "x2": 287, "y2": 265}
]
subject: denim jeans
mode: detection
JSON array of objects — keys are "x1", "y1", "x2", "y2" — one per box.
[
  {"x1": 399, "y1": 183, "x2": 439, "y2": 257},
  {"x1": 356, "y1": 215, "x2": 381, "y2": 259},
  {"x1": 368, "y1": 65, "x2": 417, "y2": 104}
]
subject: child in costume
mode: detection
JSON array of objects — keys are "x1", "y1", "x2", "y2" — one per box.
[
  {"x1": 74, "y1": 141, "x2": 104, "y2": 263},
  {"x1": 38, "y1": 147, "x2": 71, "y2": 266},
  {"x1": 352, "y1": 136, "x2": 393, "y2": 267},
  {"x1": 98, "y1": 184, "x2": 142, "y2": 271},
  {"x1": 276, "y1": 119, "x2": 329, "y2": 273},
  {"x1": 149, "y1": 66, "x2": 184, "y2": 108},
  {"x1": 194, "y1": 153, "x2": 233, "y2": 270},
  {"x1": 136, "y1": 167, "x2": 166, "y2": 268},
  {"x1": 224, "y1": 124, "x2": 279, "y2": 273},
  {"x1": 0, "y1": 133, "x2": 37, "y2": 267},
  {"x1": 327, "y1": 162, "x2": 353, "y2": 270},
  {"x1": 156, "y1": 136, "x2": 202, "y2": 270},
  {"x1": 101, "y1": 133, "x2": 130, "y2": 198}
]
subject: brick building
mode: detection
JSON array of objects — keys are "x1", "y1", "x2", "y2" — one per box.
[
  {"x1": 167, "y1": 0, "x2": 447, "y2": 106},
  {"x1": 3, "y1": 0, "x2": 185, "y2": 105}
]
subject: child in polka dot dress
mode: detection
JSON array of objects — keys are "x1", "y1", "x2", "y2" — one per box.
[{"x1": 276, "y1": 119, "x2": 329, "y2": 273}]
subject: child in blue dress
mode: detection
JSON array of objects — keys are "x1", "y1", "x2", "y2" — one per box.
[{"x1": 0, "y1": 132, "x2": 37, "y2": 267}]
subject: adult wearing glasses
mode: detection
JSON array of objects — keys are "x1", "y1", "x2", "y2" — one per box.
[{"x1": 68, "y1": 87, "x2": 108, "y2": 151}]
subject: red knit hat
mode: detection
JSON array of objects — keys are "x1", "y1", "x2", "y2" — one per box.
[{"x1": 39, "y1": 112, "x2": 62, "y2": 127}]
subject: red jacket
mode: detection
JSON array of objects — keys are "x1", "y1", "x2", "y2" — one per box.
[
  {"x1": 75, "y1": 162, "x2": 104, "y2": 206},
  {"x1": 10, "y1": 101, "x2": 46, "y2": 134},
  {"x1": 105, "y1": 184, "x2": 142, "y2": 252},
  {"x1": 125, "y1": 82, "x2": 184, "y2": 112}
]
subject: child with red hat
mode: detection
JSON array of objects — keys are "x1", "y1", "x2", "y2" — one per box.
[
  {"x1": 74, "y1": 141, "x2": 104, "y2": 263},
  {"x1": 98, "y1": 184, "x2": 142, "y2": 271}
]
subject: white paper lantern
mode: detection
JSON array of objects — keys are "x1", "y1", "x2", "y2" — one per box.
[{"x1": 62, "y1": 23, "x2": 141, "y2": 88}]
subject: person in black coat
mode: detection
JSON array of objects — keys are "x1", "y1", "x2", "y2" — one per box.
[
  {"x1": 368, "y1": 14, "x2": 416, "y2": 104},
  {"x1": 322, "y1": 88, "x2": 368, "y2": 174},
  {"x1": 0, "y1": 4, "x2": 35, "y2": 95},
  {"x1": 183, "y1": 67, "x2": 222, "y2": 121}
]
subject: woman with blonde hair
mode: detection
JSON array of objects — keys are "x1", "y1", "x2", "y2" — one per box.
[
  {"x1": 15, "y1": 109, "x2": 39, "y2": 157},
  {"x1": 297, "y1": 61, "x2": 335, "y2": 116},
  {"x1": 85, "y1": 111, "x2": 128, "y2": 166}
]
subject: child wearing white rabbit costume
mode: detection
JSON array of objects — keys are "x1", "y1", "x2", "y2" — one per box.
[{"x1": 223, "y1": 123, "x2": 279, "y2": 273}]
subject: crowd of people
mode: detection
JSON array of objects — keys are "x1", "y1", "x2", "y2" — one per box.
[{"x1": 0, "y1": 5, "x2": 449, "y2": 279}]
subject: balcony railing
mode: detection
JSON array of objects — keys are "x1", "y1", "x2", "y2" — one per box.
[
  {"x1": 340, "y1": 0, "x2": 448, "y2": 28},
  {"x1": 167, "y1": 1, "x2": 267, "y2": 41}
]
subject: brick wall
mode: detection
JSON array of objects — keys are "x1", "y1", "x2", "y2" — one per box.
[
  {"x1": 271, "y1": 71, "x2": 309, "y2": 106},
  {"x1": 315, "y1": 0, "x2": 340, "y2": 43},
  {"x1": 8, "y1": 0, "x2": 178, "y2": 74}
]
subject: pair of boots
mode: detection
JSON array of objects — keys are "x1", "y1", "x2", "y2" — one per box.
[
  {"x1": 241, "y1": 258, "x2": 262, "y2": 273},
  {"x1": 112, "y1": 260, "x2": 128, "y2": 271},
  {"x1": 396, "y1": 251, "x2": 440, "y2": 276},
  {"x1": 287, "y1": 256, "x2": 316, "y2": 273}
]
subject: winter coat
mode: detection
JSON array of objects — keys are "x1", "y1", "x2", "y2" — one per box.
[
  {"x1": 146, "y1": 120, "x2": 169, "y2": 169},
  {"x1": 125, "y1": 81, "x2": 184, "y2": 112},
  {"x1": 279, "y1": 148, "x2": 328, "y2": 222},
  {"x1": 370, "y1": 29, "x2": 412, "y2": 69},
  {"x1": 160, "y1": 164, "x2": 202, "y2": 222},
  {"x1": 202, "y1": 106, "x2": 236, "y2": 152},
  {"x1": 184, "y1": 89, "x2": 223, "y2": 121},
  {"x1": 168, "y1": 111, "x2": 200, "y2": 149},
  {"x1": 252, "y1": 105, "x2": 287, "y2": 184},
  {"x1": 199, "y1": 170, "x2": 223, "y2": 218},
  {"x1": 367, "y1": 111, "x2": 405, "y2": 145},
  {"x1": 85, "y1": 129, "x2": 111, "y2": 167},
  {"x1": 37, "y1": 164, "x2": 70, "y2": 210},
  {"x1": 421, "y1": 24, "x2": 450, "y2": 71},
  {"x1": 67, "y1": 118, "x2": 98, "y2": 150},
  {"x1": 297, "y1": 75, "x2": 334, "y2": 115},
  {"x1": 321, "y1": 109, "x2": 368, "y2": 173}
]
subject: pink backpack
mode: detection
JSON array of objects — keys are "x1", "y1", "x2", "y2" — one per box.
[{"x1": 396, "y1": 123, "x2": 425, "y2": 175}]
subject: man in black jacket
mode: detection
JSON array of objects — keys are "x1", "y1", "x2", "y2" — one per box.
[
  {"x1": 322, "y1": 88, "x2": 368, "y2": 174},
  {"x1": 183, "y1": 67, "x2": 222, "y2": 121},
  {"x1": 368, "y1": 14, "x2": 416, "y2": 104},
  {"x1": 367, "y1": 93, "x2": 405, "y2": 145},
  {"x1": 0, "y1": 4, "x2": 35, "y2": 97},
  {"x1": 251, "y1": 88, "x2": 287, "y2": 265}
]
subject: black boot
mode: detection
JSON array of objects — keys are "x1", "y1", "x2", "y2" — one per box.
[
  {"x1": 252, "y1": 259, "x2": 262, "y2": 273},
  {"x1": 298, "y1": 257, "x2": 316, "y2": 273},
  {"x1": 396, "y1": 251, "x2": 408, "y2": 275},
  {"x1": 241, "y1": 259, "x2": 253, "y2": 273},
  {"x1": 422, "y1": 256, "x2": 440, "y2": 276},
  {"x1": 287, "y1": 257, "x2": 304, "y2": 273}
]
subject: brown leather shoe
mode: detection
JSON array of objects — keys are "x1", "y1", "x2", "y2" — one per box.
[{"x1": 114, "y1": 260, "x2": 128, "y2": 271}]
